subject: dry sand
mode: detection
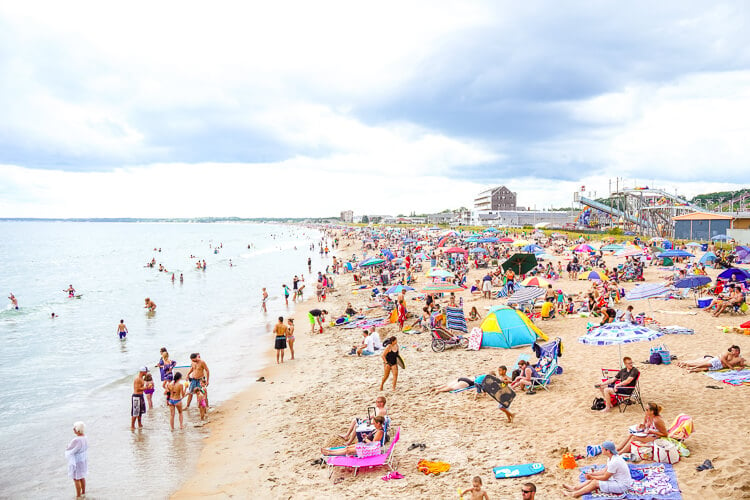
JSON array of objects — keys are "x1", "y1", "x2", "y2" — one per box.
[{"x1": 173, "y1": 238, "x2": 750, "y2": 499}]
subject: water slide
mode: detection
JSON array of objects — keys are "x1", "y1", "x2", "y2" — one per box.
[
  {"x1": 622, "y1": 188, "x2": 701, "y2": 211},
  {"x1": 578, "y1": 196, "x2": 648, "y2": 227}
]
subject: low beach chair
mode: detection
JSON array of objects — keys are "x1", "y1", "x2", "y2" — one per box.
[
  {"x1": 325, "y1": 427, "x2": 401, "y2": 478},
  {"x1": 529, "y1": 357, "x2": 558, "y2": 391}
]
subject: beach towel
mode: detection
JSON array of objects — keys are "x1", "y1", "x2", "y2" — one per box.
[
  {"x1": 704, "y1": 369, "x2": 750, "y2": 386},
  {"x1": 417, "y1": 459, "x2": 450, "y2": 475},
  {"x1": 466, "y1": 327, "x2": 483, "y2": 351},
  {"x1": 446, "y1": 306, "x2": 468, "y2": 333},
  {"x1": 579, "y1": 463, "x2": 681, "y2": 499},
  {"x1": 658, "y1": 325, "x2": 695, "y2": 335}
]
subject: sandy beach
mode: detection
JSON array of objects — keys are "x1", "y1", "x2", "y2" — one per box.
[{"x1": 173, "y1": 234, "x2": 749, "y2": 499}]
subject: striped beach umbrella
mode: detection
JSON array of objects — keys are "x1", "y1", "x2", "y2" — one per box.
[
  {"x1": 421, "y1": 282, "x2": 464, "y2": 293},
  {"x1": 506, "y1": 286, "x2": 547, "y2": 304},
  {"x1": 579, "y1": 322, "x2": 664, "y2": 360}
]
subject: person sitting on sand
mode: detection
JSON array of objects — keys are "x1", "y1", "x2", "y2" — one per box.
[
  {"x1": 616, "y1": 402, "x2": 667, "y2": 453},
  {"x1": 338, "y1": 397, "x2": 388, "y2": 445},
  {"x1": 677, "y1": 345, "x2": 746, "y2": 372},
  {"x1": 563, "y1": 441, "x2": 632, "y2": 497},
  {"x1": 470, "y1": 279, "x2": 482, "y2": 295},
  {"x1": 322, "y1": 416, "x2": 385, "y2": 456},
  {"x1": 510, "y1": 360, "x2": 538, "y2": 391},
  {"x1": 595, "y1": 357, "x2": 639, "y2": 412},
  {"x1": 144, "y1": 297, "x2": 156, "y2": 312},
  {"x1": 468, "y1": 306, "x2": 480, "y2": 321}
]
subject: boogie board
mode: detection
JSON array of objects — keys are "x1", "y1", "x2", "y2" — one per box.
[
  {"x1": 493, "y1": 462, "x2": 544, "y2": 479},
  {"x1": 479, "y1": 374, "x2": 515, "y2": 409},
  {"x1": 396, "y1": 353, "x2": 406, "y2": 369}
]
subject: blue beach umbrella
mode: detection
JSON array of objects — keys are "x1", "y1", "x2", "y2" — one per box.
[
  {"x1": 674, "y1": 276, "x2": 712, "y2": 289},
  {"x1": 469, "y1": 247, "x2": 487, "y2": 254},
  {"x1": 657, "y1": 250, "x2": 694, "y2": 259},
  {"x1": 478, "y1": 237, "x2": 499, "y2": 243},
  {"x1": 711, "y1": 234, "x2": 729, "y2": 241},
  {"x1": 579, "y1": 322, "x2": 665, "y2": 361},
  {"x1": 385, "y1": 284, "x2": 415, "y2": 295}
]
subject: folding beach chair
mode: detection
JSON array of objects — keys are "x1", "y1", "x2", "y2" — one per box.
[
  {"x1": 529, "y1": 357, "x2": 558, "y2": 391},
  {"x1": 325, "y1": 427, "x2": 401, "y2": 478},
  {"x1": 600, "y1": 368, "x2": 644, "y2": 412}
]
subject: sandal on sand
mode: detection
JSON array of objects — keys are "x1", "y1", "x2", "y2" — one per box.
[
  {"x1": 696, "y1": 459, "x2": 714, "y2": 471},
  {"x1": 706, "y1": 385, "x2": 723, "y2": 390},
  {"x1": 526, "y1": 389, "x2": 537, "y2": 395},
  {"x1": 407, "y1": 443, "x2": 420, "y2": 451},
  {"x1": 419, "y1": 443, "x2": 427, "y2": 450}
]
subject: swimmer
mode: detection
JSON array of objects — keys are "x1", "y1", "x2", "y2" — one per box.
[
  {"x1": 8, "y1": 293, "x2": 18, "y2": 310},
  {"x1": 51, "y1": 312, "x2": 57, "y2": 318},
  {"x1": 144, "y1": 297, "x2": 157, "y2": 312},
  {"x1": 117, "y1": 319, "x2": 128, "y2": 339}
]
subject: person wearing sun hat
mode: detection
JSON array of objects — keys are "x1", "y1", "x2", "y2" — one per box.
[{"x1": 562, "y1": 440, "x2": 632, "y2": 497}]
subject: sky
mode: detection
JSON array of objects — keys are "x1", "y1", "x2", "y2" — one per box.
[{"x1": 1, "y1": 1, "x2": 749, "y2": 218}]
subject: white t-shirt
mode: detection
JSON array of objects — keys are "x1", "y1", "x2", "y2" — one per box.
[
  {"x1": 606, "y1": 454, "x2": 632, "y2": 488},
  {"x1": 364, "y1": 335, "x2": 376, "y2": 352},
  {"x1": 370, "y1": 332, "x2": 383, "y2": 350}
]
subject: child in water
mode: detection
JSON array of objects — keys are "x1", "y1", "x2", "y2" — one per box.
[{"x1": 143, "y1": 373, "x2": 155, "y2": 410}]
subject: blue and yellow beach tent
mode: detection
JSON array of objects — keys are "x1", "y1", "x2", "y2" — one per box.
[{"x1": 480, "y1": 306, "x2": 548, "y2": 349}]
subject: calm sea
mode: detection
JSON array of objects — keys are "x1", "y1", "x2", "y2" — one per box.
[{"x1": 0, "y1": 221, "x2": 324, "y2": 499}]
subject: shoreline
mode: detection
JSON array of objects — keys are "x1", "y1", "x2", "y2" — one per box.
[{"x1": 172, "y1": 237, "x2": 750, "y2": 499}]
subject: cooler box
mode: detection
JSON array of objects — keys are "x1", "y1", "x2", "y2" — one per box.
[{"x1": 697, "y1": 298, "x2": 712, "y2": 308}]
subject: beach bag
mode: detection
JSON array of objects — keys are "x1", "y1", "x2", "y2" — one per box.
[
  {"x1": 591, "y1": 397, "x2": 606, "y2": 411},
  {"x1": 649, "y1": 352, "x2": 663, "y2": 365},
  {"x1": 355, "y1": 442, "x2": 381, "y2": 458},
  {"x1": 650, "y1": 344, "x2": 670, "y2": 365},
  {"x1": 630, "y1": 441, "x2": 653, "y2": 461},
  {"x1": 654, "y1": 438, "x2": 680, "y2": 464}
]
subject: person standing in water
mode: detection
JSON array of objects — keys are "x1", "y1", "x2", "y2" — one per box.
[
  {"x1": 8, "y1": 293, "x2": 18, "y2": 309},
  {"x1": 282, "y1": 284, "x2": 291, "y2": 306},
  {"x1": 117, "y1": 320, "x2": 128, "y2": 340},
  {"x1": 185, "y1": 353, "x2": 209, "y2": 408},
  {"x1": 308, "y1": 257, "x2": 312, "y2": 273},
  {"x1": 144, "y1": 297, "x2": 156, "y2": 312},
  {"x1": 64, "y1": 285, "x2": 76, "y2": 298},
  {"x1": 286, "y1": 318, "x2": 296, "y2": 360},
  {"x1": 261, "y1": 288, "x2": 269, "y2": 312},
  {"x1": 131, "y1": 367, "x2": 147, "y2": 429}
]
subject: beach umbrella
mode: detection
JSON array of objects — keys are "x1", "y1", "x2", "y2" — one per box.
[
  {"x1": 444, "y1": 247, "x2": 468, "y2": 255},
  {"x1": 649, "y1": 237, "x2": 665, "y2": 243},
  {"x1": 699, "y1": 251, "x2": 717, "y2": 264},
  {"x1": 483, "y1": 228, "x2": 499, "y2": 233},
  {"x1": 685, "y1": 242, "x2": 702, "y2": 247},
  {"x1": 501, "y1": 253, "x2": 538, "y2": 275},
  {"x1": 512, "y1": 239, "x2": 531, "y2": 247},
  {"x1": 478, "y1": 237, "x2": 499, "y2": 243},
  {"x1": 573, "y1": 244, "x2": 595, "y2": 252},
  {"x1": 437, "y1": 236, "x2": 450, "y2": 247},
  {"x1": 385, "y1": 284, "x2": 415, "y2": 295},
  {"x1": 521, "y1": 244, "x2": 544, "y2": 253},
  {"x1": 711, "y1": 235, "x2": 730, "y2": 241},
  {"x1": 674, "y1": 276, "x2": 712, "y2": 289},
  {"x1": 498, "y1": 237, "x2": 514, "y2": 243},
  {"x1": 657, "y1": 250, "x2": 694, "y2": 259},
  {"x1": 465, "y1": 237, "x2": 480, "y2": 243},
  {"x1": 734, "y1": 246, "x2": 750, "y2": 263},
  {"x1": 506, "y1": 286, "x2": 547, "y2": 304},
  {"x1": 421, "y1": 282, "x2": 464, "y2": 293},
  {"x1": 601, "y1": 244, "x2": 624, "y2": 252},
  {"x1": 579, "y1": 270, "x2": 608, "y2": 281},
  {"x1": 359, "y1": 257, "x2": 385, "y2": 268},
  {"x1": 615, "y1": 248, "x2": 643, "y2": 257},
  {"x1": 717, "y1": 268, "x2": 750, "y2": 283},
  {"x1": 469, "y1": 247, "x2": 487, "y2": 254},
  {"x1": 520, "y1": 276, "x2": 551, "y2": 287},
  {"x1": 579, "y1": 322, "x2": 665, "y2": 360},
  {"x1": 625, "y1": 283, "x2": 670, "y2": 301},
  {"x1": 426, "y1": 268, "x2": 455, "y2": 278}
]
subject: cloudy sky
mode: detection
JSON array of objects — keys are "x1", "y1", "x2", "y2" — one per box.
[{"x1": 1, "y1": 1, "x2": 749, "y2": 218}]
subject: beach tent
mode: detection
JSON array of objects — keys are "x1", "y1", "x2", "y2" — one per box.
[
  {"x1": 717, "y1": 268, "x2": 750, "y2": 283},
  {"x1": 699, "y1": 252, "x2": 717, "y2": 264},
  {"x1": 480, "y1": 306, "x2": 548, "y2": 349}
]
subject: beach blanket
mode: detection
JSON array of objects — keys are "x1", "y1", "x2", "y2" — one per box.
[
  {"x1": 658, "y1": 325, "x2": 695, "y2": 335},
  {"x1": 579, "y1": 463, "x2": 681, "y2": 499},
  {"x1": 704, "y1": 369, "x2": 750, "y2": 386},
  {"x1": 417, "y1": 459, "x2": 450, "y2": 475},
  {"x1": 466, "y1": 327, "x2": 483, "y2": 351},
  {"x1": 655, "y1": 310, "x2": 697, "y2": 316}
]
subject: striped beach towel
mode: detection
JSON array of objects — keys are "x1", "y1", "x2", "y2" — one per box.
[{"x1": 446, "y1": 306, "x2": 467, "y2": 333}]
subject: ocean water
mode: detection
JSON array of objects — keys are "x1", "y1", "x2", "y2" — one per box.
[{"x1": 0, "y1": 221, "x2": 324, "y2": 499}]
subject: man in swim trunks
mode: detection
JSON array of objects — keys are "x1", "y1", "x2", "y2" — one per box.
[
  {"x1": 262, "y1": 288, "x2": 268, "y2": 312},
  {"x1": 117, "y1": 320, "x2": 128, "y2": 339},
  {"x1": 185, "y1": 353, "x2": 210, "y2": 408},
  {"x1": 678, "y1": 345, "x2": 746, "y2": 373},
  {"x1": 131, "y1": 367, "x2": 148, "y2": 429},
  {"x1": 308, "y1": 309, "x2": 327, "y2": 334},
  {"x1": 292, "y1": 276, "x2": 299, "y2": 302},
  {"x1": 274, "y1": 316, "x2": 288, "y2": 364},
  {"x1": 8, "y1": 293, "x2": 18, "y2": 309}
]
